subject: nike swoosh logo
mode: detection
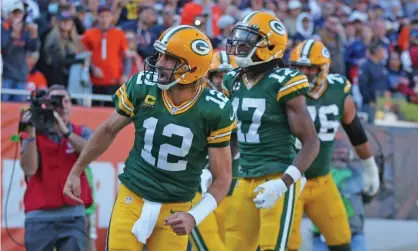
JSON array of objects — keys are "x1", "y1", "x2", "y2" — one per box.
[
  {"x1": 230, "y1": 113, "x2": 235, "y2": 120},
  {"x1": 290, "y1": 71, "x2": 298, "y2": 77}
]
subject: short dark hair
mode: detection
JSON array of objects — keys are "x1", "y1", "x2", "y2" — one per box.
[{"x1": 368, "y1": 41, "x2": 384, "y2": 55}]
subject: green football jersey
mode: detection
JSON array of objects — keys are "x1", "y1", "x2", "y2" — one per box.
[
  {"x1": 224, "y1": 68, "x2": 310, "y2": 178},
  {"x1": 303, "y1": 74, "x2": 352, "y2": 178},
  {"x1": 113, "y1": 72, "x2": 236, "y2": 203},
  {"x1": 202, "y1": 83, "x2": 240, "y2": 196}
]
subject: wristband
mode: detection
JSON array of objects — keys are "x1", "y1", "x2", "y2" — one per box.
[
  {"x1": 188, "y1": 192, "x2": 217, "y2": 226},
  {"x1": 284, "y1": 165, "x2": 302, "y2": 183}
]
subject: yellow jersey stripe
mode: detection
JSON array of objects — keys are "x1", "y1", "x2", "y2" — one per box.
[
  {"x1": 277, "y1": 82, "x2": 310, "y2": 101},
  {"x1": 209, "y1": 121, "x2": 237, "y2": 138},
  {"x1": 208, "y1": 134, "x2": 232, "y2": 144},
  {"x1": 162, "y1": 85, "x2": 203, "y2": 115},
  {"x1": 116, "y1": 91, "x2": 133, "y2": 117},
  {"x1": 283, "y1": 75, "x2": 306, "y2": 86},
  {"x1": 121, "y1": 85, "x2": 134, "y2": 110}
]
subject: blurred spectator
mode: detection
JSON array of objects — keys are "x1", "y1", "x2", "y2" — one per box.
[
  {"x1": 358, "y1": 42, "x2": 390, "y2": 124},
  {"x1": 150, "y1": 5, "x2": 177, "y2": 38},
  {"x1": 404, "y1": 0, "x2": 418, "y2": 18},
  {"x1": 283, "y1": 0, "x2": 303, "y2": 37},
  {"x1": 114, "y1": 0, "x2": 141, "y2": 27},
  {"x1": 293, "y1": 12, "x2": 314, "y2": 46},
  {"x1": 75, "y1": 3, "x2": 94, "y2": 30},
  {"x1": 181, "y1": 0, "x2": 225, "y2": 38},
  {"x1": 82, "y1": 4, "x2": 132, "y2": 106},
  {"x1": 345, "y1": 26, "x2": 373, "y2": 82},
  {"x1": 124, "y1": 30, "x2": 143, "y2": 75},
  {"x1": 319, "y1": 16, "x2": 346, "y2": 75},
  {"x1": 1, "y1": 0, "x2": 39, "y2": 102},
  {"x1": 400, "y1": 19, "x2": 418, "y2": 72},
  {"x1": 42, "y1": 10, "x2": 85, "y2": 87},
  {"x1": 313, "y1": 2, "x2": 335, "y2": 30},
  {"x1": 122, "y1": 6, "x2": 159, "y2": 59},
  {"x1": 371, "y1": 20, "x2": 390, "y2": 62},
  {"x1": 378, "y1": 0, "x2": 403, "y2": 20},
  {"x1": 386, "y1": 50, "x2": 409, "y2": 99},
  {"x1": 26, "y1": 51, "x2": 47, "y2": 92},
  {"x1": 211, "y1": 15, "x2": 235, "y2": 50}
]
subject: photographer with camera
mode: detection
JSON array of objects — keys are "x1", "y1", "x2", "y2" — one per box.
[{"x1": 19, "y1": 85, "x2": 93, "y2": 251}]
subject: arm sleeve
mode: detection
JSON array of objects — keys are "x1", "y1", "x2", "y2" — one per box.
[
  {"x1": 276, "y1": 71, "x2": 310, "y2": 103},
  {"x1": 112, "y1": 74, "x2": 138, "y2": 118},
  {"x1": 207, "y1": 100, "x2": 237, "y2": 148}
]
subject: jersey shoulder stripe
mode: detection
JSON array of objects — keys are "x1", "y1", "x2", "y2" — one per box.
[
  {"x1": 276, "y1": 73, "x2": 309, "y2": 102},
  {"x1": 207, "y1": 120, "x2": 237, "y2": 144},
  {"x1": 114, "y1": 75, "x2": 137, "y2": 117},
  {"x1": 327, "y1": 73, "x2": 352, "y2": 95}
]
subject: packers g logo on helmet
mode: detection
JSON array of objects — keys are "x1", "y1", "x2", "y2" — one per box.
[
  {"x1": 269, "y1": 20, "x2": 286, "y2": 35},
  {"x1": 191, "y1": 39, "x2": 211, "y2": 56}
]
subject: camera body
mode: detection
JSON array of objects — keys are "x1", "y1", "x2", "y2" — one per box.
[{"x1": 20, "y1": 90, "x2": 64, "y2": 134}]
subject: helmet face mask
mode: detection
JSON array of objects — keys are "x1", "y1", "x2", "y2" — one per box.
[
  {"x1": 143, "y1": 25, "x2": 214, "y2": 91},
  {"x1": 144, "y1": 50, "x2": 189, "y2": 90},
  {"x1": 226, "y1": 12, "x2": 288, "y2": 68},
  {"x1": 226, "y1": 24, "x2": 268, "y2": 68}
]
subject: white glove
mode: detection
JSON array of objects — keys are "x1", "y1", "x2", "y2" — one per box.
[
  {"x1": 362, "y1": 157, "x2": 380, "y2": 196},
  {"x1": 253, "y1": 179, "x2": 288, "y2": 209},
  {"x1": 200, "y1": 169, "x2": 213, "y2": 194}
]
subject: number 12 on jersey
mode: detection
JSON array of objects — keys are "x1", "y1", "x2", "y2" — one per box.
[{"x1": 141, "y1": 117, "x2": 193, "y2": 172}]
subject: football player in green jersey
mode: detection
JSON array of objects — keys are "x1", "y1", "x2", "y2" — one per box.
[
  {"x1": 287, "y1": 40, "x2": 380, "y2": 251},
  {"x1": 63, "y1": 25, "x2": 236, "y2": 251},
  {"x1": 223, "y1": 11, "x2": 320, "y2": 251}
]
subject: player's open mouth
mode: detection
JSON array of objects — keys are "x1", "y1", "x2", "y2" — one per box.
[{"x1": 158, "y1": 71, "x2": 169, "y2": 82}]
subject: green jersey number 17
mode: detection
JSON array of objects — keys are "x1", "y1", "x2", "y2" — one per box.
[{"x1": 232, "y1": 97, "x2": 266, "y2": 143}]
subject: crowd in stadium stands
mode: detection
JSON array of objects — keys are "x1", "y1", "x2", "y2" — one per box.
[{"x1": 1, "y1": 0, "x2": 418, "y2": 112}]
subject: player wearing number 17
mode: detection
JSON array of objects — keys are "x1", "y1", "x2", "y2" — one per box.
[
  {"x1": 287, "y1": 40, "x2": 381, "y2": 251},
  {"x1": 223, "y1": 11, "x2": 320, "y2": 251},
  {"x1": 63, "y1": 25, "x2": 236, "y2": 251}
]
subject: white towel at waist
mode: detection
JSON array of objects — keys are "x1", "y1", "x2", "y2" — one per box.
[{"x1": 131, "y1": 200, "x2": 162, "y2": 244}]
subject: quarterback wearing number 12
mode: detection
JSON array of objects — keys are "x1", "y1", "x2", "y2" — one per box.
[
  {"x1": 63, "y1": 25, "x2": 236, "y2": 251},
  {"x1": 223, "y1": 11, "x2": 320, "y2": 251}
]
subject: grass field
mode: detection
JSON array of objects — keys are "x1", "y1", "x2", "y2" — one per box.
[{"x1": 376, "y1": 97, "x2": 418, "y2": 122}]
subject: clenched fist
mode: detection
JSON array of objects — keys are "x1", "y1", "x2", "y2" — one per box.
[{"x1": 164, "y1": 212, "x2": 196, "y2": 235}]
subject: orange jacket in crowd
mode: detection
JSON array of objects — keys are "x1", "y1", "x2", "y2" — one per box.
[
  {"x1": 180, "y1": 2, "x2": 222, "y2": 38},
  {"x1": 82, "y1": 27, "x2": 128, "y2": 86}
]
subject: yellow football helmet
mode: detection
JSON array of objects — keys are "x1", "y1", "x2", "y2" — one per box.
[
  {"x1": 209, "y1": 51, "x2": 238, "y2": 73},
  {"x1": 145, "y1": 25, "x2": 214, "y2": 90},
  {"x1": 206, "y1": 51, "x2": 237, "y2": 92},
  {"x1": 290, "y1": 39, "x2": 331, "y2": 87},
  {"x1": 226, "y1": 11, "x2": 288, "y2": 68}
]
